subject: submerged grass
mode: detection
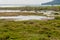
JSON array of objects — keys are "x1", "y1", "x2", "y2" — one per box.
[{"x1": 0, "y1": 19, "x2": 60, "y2": 40}]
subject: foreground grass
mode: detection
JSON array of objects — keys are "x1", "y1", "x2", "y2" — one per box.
[{"x1": 0, "y1": 19, "x2": 60, "y2": 40}]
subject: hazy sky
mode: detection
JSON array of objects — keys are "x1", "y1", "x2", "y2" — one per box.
[{"x1": 0, "y1": 0, "x2": 53, "y2": 4}]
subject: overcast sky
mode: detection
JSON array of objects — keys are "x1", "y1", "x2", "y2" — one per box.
[{"x1": 0, "y1": 0, "x2": 53, "y2": 4}]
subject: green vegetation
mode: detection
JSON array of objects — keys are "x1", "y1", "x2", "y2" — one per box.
[
  {"x1": 0, "y1": 17, "x2": 60, "y2": 40},
  {"x1": 53, "y1": 13, "x2": 60, "y2": 15},
  {"x1": 55, "y1": 16, "x2": 60, "y2": 20},
  {"x1": 0, "y1": 6, "x2": 60, "y2": 11}
]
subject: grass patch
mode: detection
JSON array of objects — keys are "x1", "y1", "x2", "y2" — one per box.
[{"x1": 0, "y1": 19, "x2": 60, "y2": 40}]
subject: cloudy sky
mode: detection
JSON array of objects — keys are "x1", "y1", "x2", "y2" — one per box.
[{"x1": 0, "y1": 0, "x2": 53, "y2": 4}]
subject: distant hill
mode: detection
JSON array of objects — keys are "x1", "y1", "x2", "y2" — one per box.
[{"x1": 42, "y1": 0, "x2": 60, "y2": 5}]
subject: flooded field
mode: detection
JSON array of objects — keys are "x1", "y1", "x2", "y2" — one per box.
[{"x1": 0, "y1": 10, "x2": 56, "y2": 21}]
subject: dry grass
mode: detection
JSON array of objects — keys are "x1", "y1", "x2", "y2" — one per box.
[{"x1": 0, "y1": 12, "x2": 44, "y2": 16}]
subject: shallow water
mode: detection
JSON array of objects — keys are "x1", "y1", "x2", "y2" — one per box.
[
  {"x1": 0, "y1": 16, "x2": 54, "y2": 21},
  {"x1": 0, "y1": 10, "x2": 20, "y2": 12}
]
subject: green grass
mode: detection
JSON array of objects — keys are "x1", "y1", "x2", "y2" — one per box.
[{"x1": 0, "y1": 18, "x2": 60, "y2": 40}]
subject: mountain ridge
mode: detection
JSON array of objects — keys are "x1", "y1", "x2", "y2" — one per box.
[{"x1": 42, "y1": 0, "x2": 60, "y2": 5}]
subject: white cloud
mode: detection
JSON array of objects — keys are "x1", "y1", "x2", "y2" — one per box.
[{"x1": 0, "y1": 0, "x2": 53, "y2": 4}]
